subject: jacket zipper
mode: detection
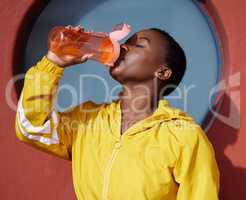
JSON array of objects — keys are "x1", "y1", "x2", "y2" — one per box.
[{"x1": 102, "y1": 139, "x2": 122, "y2": 200}]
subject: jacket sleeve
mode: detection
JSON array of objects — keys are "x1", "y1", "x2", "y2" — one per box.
[
  {"x1": 167, "y1": 119, "x2": 220, "y2": 200},
  {"x1": 15, "y1": 56, "x2": 84, "y2": 160}
]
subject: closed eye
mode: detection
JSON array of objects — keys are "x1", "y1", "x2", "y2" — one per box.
[{"x1": 135, "y1": 44, "x2": 145, "y2": 48}]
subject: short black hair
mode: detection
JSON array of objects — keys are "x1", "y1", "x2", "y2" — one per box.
[{"x1": 150, "y1": 28, "x2": 187, "y2": 96}]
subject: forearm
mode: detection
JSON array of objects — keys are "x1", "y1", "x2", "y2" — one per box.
[{"x1": 20, "y1": 56, "x2": 64, "y2": 126}]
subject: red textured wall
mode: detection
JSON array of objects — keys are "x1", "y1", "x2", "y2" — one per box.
[
  {"x1": 201, "y1": 1, "x2": 246, "y2": 199},
  {"x1": 0, "y1": 0, "x2": 245, "y2": 199},
  {"x1": 0, "y1": 1, "x2": 76, "y2": 199}
]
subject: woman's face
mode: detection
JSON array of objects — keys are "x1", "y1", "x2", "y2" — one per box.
[{"x1": 109, "y1": 29, "x2": 167, "y2": 84}]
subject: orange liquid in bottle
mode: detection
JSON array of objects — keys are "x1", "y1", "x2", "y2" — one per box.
[{"x1": 48, "y1": 24, "x2": 131, "y2": 66}]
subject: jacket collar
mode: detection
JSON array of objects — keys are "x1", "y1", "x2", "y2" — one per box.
[{"x1": 108, "y1": 98, "x2": 194, "y2": 138}]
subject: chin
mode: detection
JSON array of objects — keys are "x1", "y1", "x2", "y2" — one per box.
[
  {"x1": 109, "y1": 71, "x2": 124, "y2": 84},
  {"x1": 109, "y1": 61, "x2": 137, "y2": 84},
  {"x1": 109, "y1": 62, "x2": 125, "y2": 81}
]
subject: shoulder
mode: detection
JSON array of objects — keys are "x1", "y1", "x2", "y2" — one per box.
[
  {"x1": 160, "y1": 106, "x2": 212, "y2": 150},
  {"x1": 73, "y1": 100, "x2": 113, "y2": 115},
  {"x1": 168, "y1": 119, "x2": 216, "y2": 157},
  {"x1": 166, "y1": 119, "x2": 203, "y2": 145},
  {"x1": 60, "y1": 100, "x2": 113, "y2": 121}
]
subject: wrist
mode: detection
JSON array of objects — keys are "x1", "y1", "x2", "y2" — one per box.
[{"x1": 46, "y1": 51, "x2": 66, "y2": 67}]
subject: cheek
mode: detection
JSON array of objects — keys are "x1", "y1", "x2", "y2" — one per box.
[
  {"x1": 128, "y1": 51, "x2": 157, "y2": 70},
  {"x1": 126, "y1": 51, "x2": 153, "y2": 69},
  {"x1": 124, "y1": 54, "x2": 157, "y2": 80}
]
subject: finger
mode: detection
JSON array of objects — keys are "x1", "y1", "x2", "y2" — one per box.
[
  {"x1": 81, "y1": 53, "x2": 93, "y2": 61},
  {"x1": 78, "y1": 25, "x2": 84, "y2": 29},
  {"x1": 65, "y1": 25, "x2": 72, "y2": 29},
  {"x1": 81, "y1": 56, "x2": 88, "y2": 61},
  {"x1": 77, "y1": 25, "x2": 84, "y2": 31},
  {"x1": 74, "y1": 26, "x2": 83, "y2": 32},
  {"x1": 86, "y1": 53, "x2": 94, "y2": 57},
  {"x1": 63, "y1": 55, "x2": 74, "y2": 60}
]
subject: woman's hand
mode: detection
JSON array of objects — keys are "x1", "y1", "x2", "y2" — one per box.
[{"x1": 46, "y1": 25, "x2": 93, "y2": 68}]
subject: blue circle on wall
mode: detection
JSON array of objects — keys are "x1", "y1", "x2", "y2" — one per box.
[{"x1": 24, "y1": 0, "x2": 221, "y2": 125}]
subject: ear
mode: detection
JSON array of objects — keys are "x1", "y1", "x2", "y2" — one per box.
[{"x1": 154, "y1": 65, "x2": 172, "y2": 81}]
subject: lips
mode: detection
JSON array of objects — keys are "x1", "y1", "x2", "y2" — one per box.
[
  {"x1": 112, "y1": 46, "x2": 128, "y2": 67},
  {"x1": 113, "y1": 54, "x2": 124, "y2": 67}
]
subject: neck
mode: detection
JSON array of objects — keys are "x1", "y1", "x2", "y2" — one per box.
[{"x1": 118, "y1": 83, "x2": 161, "y2": 117}]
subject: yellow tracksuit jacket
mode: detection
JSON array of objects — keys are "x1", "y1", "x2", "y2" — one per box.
[{"x1": 15, "y1": 56, "x2": 220, "y2": 200}]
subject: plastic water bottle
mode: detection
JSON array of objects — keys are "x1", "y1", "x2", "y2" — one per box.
[{"x1": 48, "y1": 23, "x2": 131, "y2": 66}]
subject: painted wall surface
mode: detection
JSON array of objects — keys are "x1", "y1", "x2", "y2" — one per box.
[{"x1": 0, "y1": 0, "x2": 245, "y2": 199}]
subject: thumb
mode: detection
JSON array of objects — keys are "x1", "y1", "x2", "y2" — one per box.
[{"x1": 81, "y1": 53, "x2": 94, "y2": 62}]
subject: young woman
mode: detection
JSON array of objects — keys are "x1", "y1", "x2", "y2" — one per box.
[{"x1": 15, "y1": 25, "x2": 220, "y2": 200}]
